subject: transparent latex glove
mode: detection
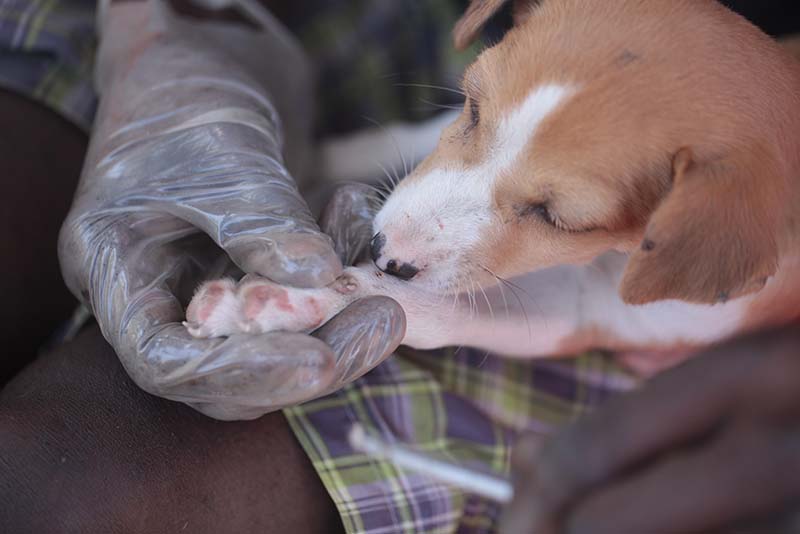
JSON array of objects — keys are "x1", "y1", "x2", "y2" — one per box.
[{"x1": 58, "y1": 0, "x2": 405, "y2": 420}]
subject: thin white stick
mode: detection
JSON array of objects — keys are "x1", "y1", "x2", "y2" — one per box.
[{"x1": 348, "y1": 424, "x2": 513, "y2": 504}]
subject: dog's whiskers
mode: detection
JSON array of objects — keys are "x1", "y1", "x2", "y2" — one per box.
[
  {"x1": 488, "y1": 270, "x2": 511, "y2": 321},
  {"x1": 460, "y1": 276, "x2": 477, "y2": 318},
  {"x1": 476, "y1": 279, "x2": 495, "y2": 324},
  {"x1": 416, "y1": 98, "x2": 464, "y2": 112},
  {"x1": 361, "y1": 116, "x2": 411, "y2": 183},
  {"x1": 480, "y1": 265, "x2": 534, "y2": 344},
  {"x1": 374, "y1": 161, "x2": 400, "y2": 195},
  {"x1": 392, "y1": 82, "x2": 466, "y2": 98},
  {"x1": 466, "y1": 275, "x2": 475, "y2": 319},
  {"x1": 500, "y1": 274, "x2": 549, "y2": 333},
  {"x1": 364, "y1": 160, "x2": 396, "y2": 201},
  {"x1": 467, "y1": 277, "x2": 477, "y2": 320},
  {"x1": 339, "y1": 179, "x2": 388, "y2": 203},
  {"x1": 451, "y1": 275, "x2": 464, "y2": 314}
]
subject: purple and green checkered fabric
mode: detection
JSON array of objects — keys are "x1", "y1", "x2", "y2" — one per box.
[
  {"x1": 0, "y1": 0, "x2": 97, "y2": 131},
  {"x1": 285, "y1": 348, "x2": 637, "y2": 533},
  {"x1": 2, "y1": 2, "x2": 641, "y2": 532}
]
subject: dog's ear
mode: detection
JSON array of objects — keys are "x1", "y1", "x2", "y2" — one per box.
[
  {"x1": 778, "y1": 35, "x2": 800, "y2": 62},
  {"x1": 619, "y1": 147, "x2": 783, "y2": 305},
  {"x1": 453, "y1": 0, "x2": 539, "y2": 50}
]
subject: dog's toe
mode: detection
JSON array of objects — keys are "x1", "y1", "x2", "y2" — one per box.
[{"x1": 185, "y1": 279, "x2": 240, "y2": 338}]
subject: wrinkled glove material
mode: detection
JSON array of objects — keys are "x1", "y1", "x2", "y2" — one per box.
[{"x1": 59, "y1": 0, "x2": 405, "y2": 420}]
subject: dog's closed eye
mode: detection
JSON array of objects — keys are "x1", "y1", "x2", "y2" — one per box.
[
  {"x1": 464, "y1": 96, "x2": 480, "y2": 135},
  {"x1": 462, "y1": 69, "x2": 483, "y2": 135},
  {"x1": 515, "y1": 202, "x2": 595, "y2": 233},
  {"x1": 517, "y1": 202, "x2": 557, "y2": 227}
]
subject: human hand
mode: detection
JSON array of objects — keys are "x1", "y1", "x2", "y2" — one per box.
[
  {"x1": 59, "y1": 1, "x2": 404, "y2": 420},
  {"x1": 501, "y1": 325, "x2": 800, "y2": 534}
]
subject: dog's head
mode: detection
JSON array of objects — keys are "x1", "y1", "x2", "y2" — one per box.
[{"x1": 372, "y1": 0, "x2": 794, "y2": 304}]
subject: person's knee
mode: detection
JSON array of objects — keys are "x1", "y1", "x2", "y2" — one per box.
[{"x1": 0, "y1": 327, "x2": 342, "y2": 534}]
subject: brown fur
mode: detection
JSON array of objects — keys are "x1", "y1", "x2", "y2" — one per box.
[
  {"x1": 431, "y1": 0, "x2": 800, "y2": 306},
  {"x1": 453, "y1": 0, "x2": 540, "y2": 51},
  {"x1": 621, "y1": 147, "x2": 783, "y2": 304},
  {"x1": 453, "y1": 0, "x2": 507, "y2": 51}
]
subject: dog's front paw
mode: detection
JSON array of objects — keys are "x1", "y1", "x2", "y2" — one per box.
[
  {"x1": 184, "y1": 279, "x2": 240, "y2": 338},
  {"x1": 184, "y1": 274, "x2": 359, "y2": 339},
  {"x1": 236, "y1": 277, "x2": 332, "y2": 335}
]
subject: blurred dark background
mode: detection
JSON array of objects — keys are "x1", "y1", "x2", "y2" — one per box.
[{"x1": 722, "y1": 0, "x2": 800, "y2": 37}]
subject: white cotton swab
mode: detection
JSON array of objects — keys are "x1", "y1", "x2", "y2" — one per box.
[{"x1": 347, "y1": 424, "x2": 514, "y2": 504}]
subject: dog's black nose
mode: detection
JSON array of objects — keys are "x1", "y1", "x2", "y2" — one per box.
[
  {"x1": 370, "y1": 232, "x2": 386, "y2": 262},
  {"x1": 384, "y1": 259, "x2": 419, "y2": 281},
  {"x1": 370, "y1": 232, "x2": 419, "y2": 280}
]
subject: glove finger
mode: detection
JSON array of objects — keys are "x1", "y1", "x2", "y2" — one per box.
[
  {"x1": 131, "y1": 323, "x2": 338, "y2": 418},
  {"x1": 319, "y1": 183, "x2": 379, "y2": 266},
  {"x1": 64, "y1": 213, "x2": 337, "y2": 419},
  {"x1": 143, "y1": 123, "x2": 342, "y2": 287},
  {"x1": 83, "y1": 86, "x2": 340, "y2": 288},
  {"x1": 312, "y1": 296, "x2": 406, "y2": 390},
  {"x1": 90, "y1": 6, "x2": 340, "y2": 288}
]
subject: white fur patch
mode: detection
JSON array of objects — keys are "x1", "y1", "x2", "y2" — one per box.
[
  {"x1": 373, "y1": 84, "x2": 575, "y2": 291},
  {"x1": 493, "y1": 84, "x2": 576, "y2": 169}
]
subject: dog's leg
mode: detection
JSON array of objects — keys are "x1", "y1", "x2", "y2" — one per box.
[
  {"x1": 184, "y1": 263, "x2": 580, "y2": 356},
  {"x1": 186, "y1": 252, "x2": 756, "y2": 357}
]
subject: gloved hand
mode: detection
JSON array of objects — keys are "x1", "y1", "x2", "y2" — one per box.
[{"x1": 58, "y1": 0, "x2": 405, "y2": 420}]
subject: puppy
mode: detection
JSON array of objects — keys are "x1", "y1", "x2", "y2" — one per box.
[{"x1": 186, "y1": 0, "x2": 800, "y2": 366}]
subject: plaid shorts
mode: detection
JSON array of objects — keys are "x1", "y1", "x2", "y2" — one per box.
[
  {"x1": 1, "y1": 1, "x2": 639, "y2": 532},
  {"x1": 286, "y1": 348, "x2": 636, "y2": 533}
]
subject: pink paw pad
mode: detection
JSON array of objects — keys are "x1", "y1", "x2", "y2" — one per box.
[
  {"x1": 184, "y1": 279, "x2": 239, "y2": 338},
  {"x1": 236, "y1": 279, "x2": 331, "y2": 335},
  {"x1": 184, "y1": 270, "x2": 363, "y2": 339}
]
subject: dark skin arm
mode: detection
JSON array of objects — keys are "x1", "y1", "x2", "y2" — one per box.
[
  {"x1": 501, "y1": 325, "x2": 800, "y2": 534},
  {"x1": 0, "y1": 89, "x2": 85, "y2": 383},
  {"x1": 0, "y1": 325, "x2": 342, "y2": 533}
]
